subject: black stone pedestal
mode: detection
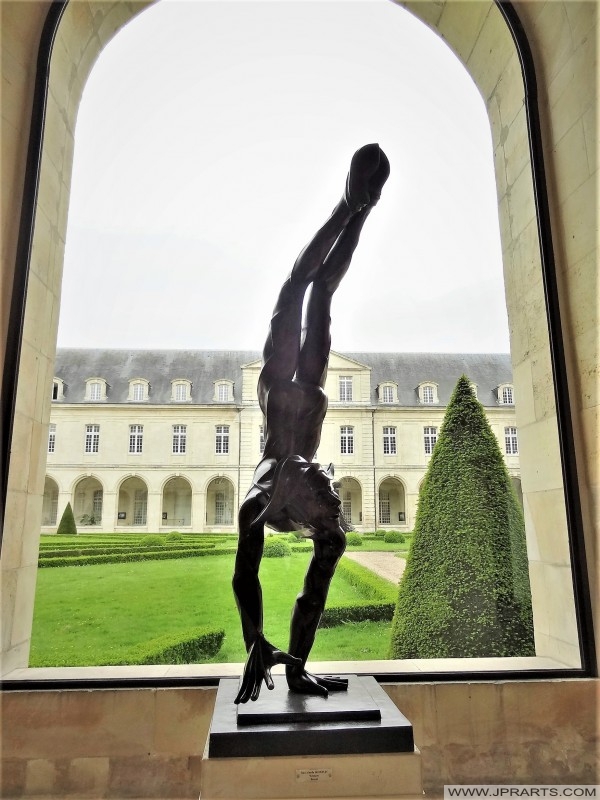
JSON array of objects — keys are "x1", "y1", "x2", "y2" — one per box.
[{"x1": 208, "y1": 674, "x2": 414, "y2": 758}]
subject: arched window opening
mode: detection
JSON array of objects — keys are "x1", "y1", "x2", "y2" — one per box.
[
  {"x1": 162, "y1": 476, "x2": 192, "y2": 528},
  {"x1": 42, "y1": 477, "x2": 59, "y2": 527},
  {"x1": 1, "y1": 0, "x2": 592, "y2": 681},
  {"x1": 206, "y1": 477, "x2": 235, "y2": 527},
  {"x1": 117, "y1": 476, "x2": 148, "y2": 527},
  {"x1": 337, "y1": 477, "x2": 363, "y2": 528},
  {"x1": 378, "y1": 478, "x2": 406, "y2": 527},
  {"x1": 73, "y1": 476, "x2": 104, "y2": 526}
]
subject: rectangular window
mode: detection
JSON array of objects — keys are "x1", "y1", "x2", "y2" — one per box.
[
  {"x1": 216, "y1": 425, "x2": 230, "y2": 454},
  {"x1": 343, "y1": 490, "x2": 352, "y2": 522},
  {"x1": 379, "y1": 490, "x2": 391, "y2": 524},
  {"x1": 383, "y1": 426, "x2": 397, "y2": 455},
  {"x1": 215, "y1": 491, "x2": 226, "y2": 524},
  {"x1": 340, "y1": 425, "x2": 354, "y2": 454},
  {"x1": 424, "y1": 426, "x2": 437, "y2": 455},
  {"x1": 133, "y1": 489, "x2": 147, "y2": 525},
  {"x1": 89, "y1": 382, "x2": 102, "y2": 401},
  {"x1": 339, "y1": 376, "x2": 353, "y2": 402},
  {"x1": 93, "y1": 489, "x2": 103, "y2": 517},
  {"x1": 76, "y1": 491, "x2": 85, "y2": 515},
  {"x1": 85, "y1": 424, "x2": 100, "y2": 453},
  {"x1": 502, "y1": 386, "x2": 514, "y2": 404},
  {"x1": 505, "y1": 426, "x2": 519, "y2": 455},
  {"x1": 259, "y1": 425, "x2": 265, "y2": 453},
  {"x1": 422, "y1": 385, "x2": 434, "y2": 404},
  {"x1": 218, "y1": 384, "x2": 230, "y2": 402},
  {"x1": 172, "y1": 424, "x2": 187, "y2": 454},
  {"x1": 381, "y1": 385, "x2": 394, "y2": 403},
  {"x1": 48, "y1": 423, "x2": 56, "y2": 453},
  {"x1": 175, "y1": 383, "x2": 188, "y2": 401},
  {"x1": 129, "y1": 424, "x2": 143, "y2": 454}
]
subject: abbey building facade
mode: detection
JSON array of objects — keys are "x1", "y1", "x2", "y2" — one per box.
[{"x1": 43, "y1": 349, "x2": 520, "y2": 533}]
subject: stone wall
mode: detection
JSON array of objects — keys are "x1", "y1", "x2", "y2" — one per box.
[{"x1": 2, "y1": 680, "x2": 597, "y2": 797}]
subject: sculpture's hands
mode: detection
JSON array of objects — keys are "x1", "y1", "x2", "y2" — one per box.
[
  {"x1": 234, "y1": 634, "x2": 302, "y2": 704},
  {"x1": 286, "y1": 664, "x2": 349, "y2": 697}
]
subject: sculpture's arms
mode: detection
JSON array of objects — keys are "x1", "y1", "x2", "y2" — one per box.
[{"x1": 233, "y1": 493, "x2": 302, "y2": 704}]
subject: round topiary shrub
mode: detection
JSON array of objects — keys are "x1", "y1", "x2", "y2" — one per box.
[
  {"x1": 384, "y1": 531, "x2": 405, "y2": 544},
  {"x1": 263, "y1": 537, "x2": 292, "y2": 558},
  {"x1": 139, "y1": 535, "x2": 165, "y2": 547},
  {"x1": 375, "y1": 530, "x2": 387, "y2": 539},
  {"x1": 345, "y1": 532, "x2": 363, "y2": 546},
  {"x1": 165, "y1": 531, "x2": 184, "y2": 543}
]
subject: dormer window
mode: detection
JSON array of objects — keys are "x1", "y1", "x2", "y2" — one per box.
[
  {"x1": 378, "y1": 383, "x2": 397, "y2": 403},
  {"x1": 214, "y1": 380, "x2": 234, "y2": 402},
  {"x1": 470, "y1": 382, "x2": 478, "y2": 399},
  {"x1": 129, "y1": 379, "x2": 149, "y2": 402},
  {"x1": 418, "y1": 382, "x2": 438, "y2": 405},
  {"x1": 172, "y1": 379, "x2": 192, "y2": 402},
  {"x1": 85, "y1": 378, "x2": 107, "y2": 402},
  {"x1": 498, "y1": 384, "x2": 515, "y2": 405},
  {"x1": 51, "y1": 378, "x2": 64, "y2": 401}
]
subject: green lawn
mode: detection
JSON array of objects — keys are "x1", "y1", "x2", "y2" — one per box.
[{"x1": 30, "y1": 551, "x2": 397, "y2": 666}]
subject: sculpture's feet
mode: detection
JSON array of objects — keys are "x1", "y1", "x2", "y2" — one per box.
[
  {"x1": 344, "y1": 143, "x2": 384, "y2": 213},
  {"x1": 286, "y1": 665, "x2": 349, "y2": 697},
  {"x1": 367, "y1": 148, "x2": 390, "y2": 207},
  {"x1": 235, "y1": 634, "x2": 302, "y2": 704}
]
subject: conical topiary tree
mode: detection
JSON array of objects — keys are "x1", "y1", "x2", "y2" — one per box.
[
  {"x1": 56, "y1": 501, "x2": 77, "y2": 536},
  {"x1": 389, "y1": 375, "x2": 534, "y2": 659}
]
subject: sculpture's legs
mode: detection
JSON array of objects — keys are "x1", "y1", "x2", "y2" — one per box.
[{"x1": 298, "y1": 206, "x2": 372, "y2": 386}]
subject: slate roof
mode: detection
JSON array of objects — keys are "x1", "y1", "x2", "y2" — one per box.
[
  {"x1": 345, "y1": 351, "x2": 513, "y2": 407},
  {"x1": 53, "y1": 348, "x2": 513, "y2": 407},
  {"x1": 53, "y1": 348, "x2": 260, "y2": 406}
]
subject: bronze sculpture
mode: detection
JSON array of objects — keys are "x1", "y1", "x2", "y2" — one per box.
[{"x1": 233, "y1": 144, "x2": 390, "y2": 704}]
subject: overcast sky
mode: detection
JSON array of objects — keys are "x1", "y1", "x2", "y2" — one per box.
[{"x1": 57, "y1": 0, "x2": 510, "y2": 354}]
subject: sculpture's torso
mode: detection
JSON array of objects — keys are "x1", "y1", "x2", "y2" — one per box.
[{"x1": 260, "y1": 379, "x2": 328, "y2": 462}]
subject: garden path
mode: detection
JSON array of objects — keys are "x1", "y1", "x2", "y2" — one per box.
[{"x1": 344, "y1": 551, "x2": 406, "y2": 585}]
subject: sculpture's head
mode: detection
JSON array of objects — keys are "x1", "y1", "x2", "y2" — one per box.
[{"x1": 253, "y1": 455, "x2": 348, "y2": 534}]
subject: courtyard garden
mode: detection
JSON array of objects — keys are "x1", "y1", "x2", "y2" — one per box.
[{"x1": 31, "y1": 531, "x2": 411, "y2": 667}]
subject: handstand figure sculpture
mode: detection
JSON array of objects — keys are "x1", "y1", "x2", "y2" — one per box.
[{"x1": 233, "y1": 144, "x2": 390, "y2": 704}]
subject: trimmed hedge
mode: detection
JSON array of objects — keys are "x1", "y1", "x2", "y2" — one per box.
[
  {"x1": 263, "y1": 538, "x2": 292, "y2": 557},
  {"x1": 384, "y1": 531, "x2": 405, "y2": 544},
  {"x1": 139, "y1": 535, "x2": 165, "y2": 547},
  {"x1": 116, "y1": 627, "x2": 225, "y2": 665},
  {"x1": 320, "y1": 601, "x2": 394, "y2": 627},
  {"x1": 345, "y1": 532, "x2": 363, "y2": 546},
  {"x1": 335, "y1": 557, "x2": 397, "y2": 602},
  {"x1": 38, "y1": 546, "x2": 235, "y2": 568},
  {"x1": 38, "y1": 543, "x2": 216, "y2": 560}
]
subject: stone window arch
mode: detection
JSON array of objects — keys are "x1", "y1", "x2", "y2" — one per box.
[
  {"x1": 128, "y1": 379, "x2": 149, "y2": 402},
  {"x1": 171, "y1": 379, "x2": 192, "y2": 402},
  {"x1": 85, "y1": 378, "x2": 107, "y2": 402},
  {"x1": 1, "y1": 0, "x2": 594, "y2": 679},
  {"x1": 417, "y1": 381, "x2": 438, "y2": 405},
  {"x1": 214, "y1": 380, "x2": 234, "y2": 403}
]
